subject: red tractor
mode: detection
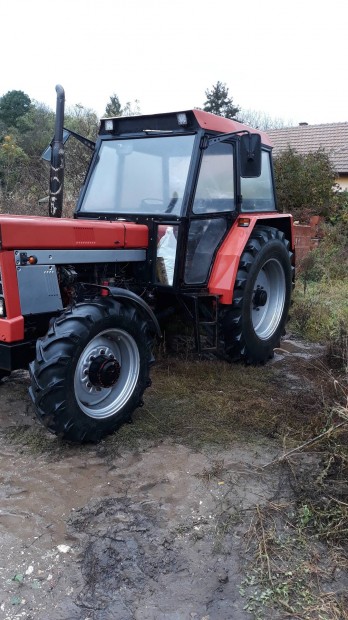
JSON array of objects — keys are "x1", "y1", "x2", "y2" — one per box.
[{"x1": 0, "y1": 86, "x2": 294, "y2": 442}]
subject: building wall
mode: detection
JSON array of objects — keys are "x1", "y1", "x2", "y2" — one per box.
[{"x1": 337, "y1": 175, "x2": 348, "y2": 190}]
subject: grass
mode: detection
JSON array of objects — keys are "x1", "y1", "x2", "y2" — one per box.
[
  {"x1": 290, "y1": 279, "x2": 348, "y2": 344},
  {"x1": 236, "y1": 223, "x2": 348, "y2": 619},
  {"x1": 240, "y1": 498, "x2": 348, "y2": 620},
  {"x1": 290, "y1": 221, "x2": 348, "y2": 353},
  {"x1": 2, "y1": 356, "x2": 316, "y2": 456},
  {"x1": 104, "y1": 355, "x2": 337, "y2": 454}
]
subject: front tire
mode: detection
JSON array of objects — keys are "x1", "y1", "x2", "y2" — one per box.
[
  {"x1": 29, "y1": 298, "x2": 154, "y2": 442},
  {"x1": 220, "y1": 226, "x2": 293, "y2": 363}
]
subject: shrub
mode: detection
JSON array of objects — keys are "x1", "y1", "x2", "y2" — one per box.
[
  {"x1": 291, "y1": 222, "x2": 348, "y2": 342},
  {"x1": 273, "y1": 148, "x2": 337, "y2": 223}
]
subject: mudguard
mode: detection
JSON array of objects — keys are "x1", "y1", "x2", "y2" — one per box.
[
  {"x1": 108, "y1": 286, "x2": 162, "y2": 338},
  {"x1": 208, "y1": 214, "x2": 294, "y2": 304}
]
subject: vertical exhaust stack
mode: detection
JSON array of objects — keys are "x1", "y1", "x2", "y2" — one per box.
[{"x1": 49, "y1": 85, "x2": 65, "y2": 217}]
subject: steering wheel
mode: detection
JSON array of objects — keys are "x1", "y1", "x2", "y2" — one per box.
[{"x1": 165, "y1": 192, "x2": 179, "y2": 213}]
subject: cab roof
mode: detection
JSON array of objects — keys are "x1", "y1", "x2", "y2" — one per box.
[
  {"x1": 99, "y1": 109, "x2": 273, "y2": 147},
  {"x1": 192, "y1": 110, "x2": 272, "y2": 147}
]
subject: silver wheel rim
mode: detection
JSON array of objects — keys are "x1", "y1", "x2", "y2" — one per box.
[
  {"x1": 74, "y1": 328, "x2": 140, "y2": 419},
  {"x1": 251, "y1": 258, "x2": 286, "y2": 340}
]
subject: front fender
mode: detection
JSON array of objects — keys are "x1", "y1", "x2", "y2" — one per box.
[{"x1": 108, "y1": 287, "x2": 162, "y2": 338}]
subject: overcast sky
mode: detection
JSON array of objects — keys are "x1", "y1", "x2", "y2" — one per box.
[{"x1": 1, "y1": 0, "x2": 347, "y2": 126}]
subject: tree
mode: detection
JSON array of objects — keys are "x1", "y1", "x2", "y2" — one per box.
[
  {"x1": 122, "y1": 99, "x2": 141, "y2": 116},
  {"x1": 104, "y1": 94, "x2": 141, "y2": 117},
  {"x1": 0, "y1": 134, "x2": 28, "y2": 202},
  {"x1": 203, "y1": 81, "x2": 240, "y2": 119},
  {"x1": 16, "y1": 102, "x2": 55, "y2": 155},
  {"x1": 237, "y1": 108, "x2": 292, "y2": 130},
  {"x1": 0, "y1": 90, "x2": 31, "y2": 128},
  {"x1": 273, "y1": 147, "x2": 337, "y2": 222},
  {"x1": 104, "y1": 94, "x2": 122, "y2": 117},
  {"x1": 62, "y1": 104, "x2": 99, "y2": 215}
]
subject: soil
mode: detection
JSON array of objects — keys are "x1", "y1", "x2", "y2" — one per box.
[{"x1": 0, "y1": 339, "x2": 341, "y2": 620}]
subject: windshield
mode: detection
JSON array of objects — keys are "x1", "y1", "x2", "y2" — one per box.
[{"x1": 79, "y1": 134, "x2": 195, "y2": 215}]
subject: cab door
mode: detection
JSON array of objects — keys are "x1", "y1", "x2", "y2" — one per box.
[{"x1": 184, "y1": 141, "x2": 236, "y2": 285}]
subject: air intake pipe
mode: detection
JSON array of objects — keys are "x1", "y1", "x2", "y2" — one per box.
[{"x1": 49, "y1": 85, "x2": 65, "y2": 217}]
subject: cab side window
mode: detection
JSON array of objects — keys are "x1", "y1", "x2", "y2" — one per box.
[
  {"x1": 192, "y1": 142, "x2": 235, "y2": 214},
  {"x1": 241, "y1": 150, "x2": 276, "y2": 211}
]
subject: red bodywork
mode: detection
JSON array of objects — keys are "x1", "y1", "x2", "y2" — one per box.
[
  {"x1": 0, "y1": 215, "x2": 148, "y2": 249},
  {"x1": 192, "y1": 110, "x2": 272, "y2": 146},
  {"x1": 208, "y1": 214, "x2": 294, "y2": 304},
  {"x1": 0, "y1": 216, "x2": 148, "y2": 343}
]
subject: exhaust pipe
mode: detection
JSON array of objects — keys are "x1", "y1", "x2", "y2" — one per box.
[{"x1": 49, "y1": 85, "x2": 65, "y2": 217}]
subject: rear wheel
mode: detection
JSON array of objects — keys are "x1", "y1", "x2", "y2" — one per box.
[
  {"x1": 220, "y1": 226, "x2": 293, "y2": 363},
  {"x1": 29, "y1": 298, "x2": 154, "y2": 442}
]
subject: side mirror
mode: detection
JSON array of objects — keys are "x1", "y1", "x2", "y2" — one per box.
[
  {"x1": 41, "y1": 129, "x2": 71, "y2": 162},
  {"x1": 240, "y1": 133, "x2": 262, "y2": 178}
]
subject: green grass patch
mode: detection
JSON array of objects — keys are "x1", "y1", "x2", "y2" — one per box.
[
  {"x1": 104, "y1": 355, "x2": 334, "y2": 456},
  {"x1": 291, "y1": 221, "x2": 348, "y2": 349},
  {"x1": 290, "y1": 279, "x2": 348, "y2": 343},
  {"x1": 240, "y1": 498, "x2": 348, "y2": 620}
]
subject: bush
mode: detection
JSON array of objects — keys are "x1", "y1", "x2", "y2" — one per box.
[
  {"x1": 273, "y1": 148, "x2": 337, "y2": 223},
  {"x1": 326, "y1": 323, "x2": 348, "y2": 372},
  {"x1": 291, "y1": 222, "x2": 348, "y2": 342}
]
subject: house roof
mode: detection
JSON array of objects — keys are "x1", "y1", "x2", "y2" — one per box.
[{"x1": 267, "y1": 122, "x2": 348, "y2": 174}]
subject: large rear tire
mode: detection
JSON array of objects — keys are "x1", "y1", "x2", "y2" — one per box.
[
  {"x1": 220, "y1": 226, "x2": 293, "y2": 363},
  {"x1": 29, "y1": 298, "x2": 154, "y2": 442}
]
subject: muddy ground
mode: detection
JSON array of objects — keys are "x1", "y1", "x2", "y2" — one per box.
[{"x1": 0, "y1": 340, "x2": 346, "y2": 620}]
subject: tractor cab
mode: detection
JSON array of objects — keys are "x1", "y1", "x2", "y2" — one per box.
[{"x1": 75, "y1": 110, "x2": 276, "y2": 291}]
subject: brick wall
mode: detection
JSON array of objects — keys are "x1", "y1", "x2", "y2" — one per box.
[{"x1": 294, "y1": 216, "x2": 323, "y2": 263}]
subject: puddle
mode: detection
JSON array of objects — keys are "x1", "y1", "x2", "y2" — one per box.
[{"x1": 273, "y1": 337, "x2": 325, "y2": 362}]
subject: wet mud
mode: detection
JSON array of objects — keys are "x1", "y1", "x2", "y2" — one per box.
[{"x1": 0, "y1": 339, "x2": 326, "y2": 619}]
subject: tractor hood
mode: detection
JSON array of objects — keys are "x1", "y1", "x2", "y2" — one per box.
[{"x1": 0, "y1": 215, "x2": 148, "y2": 250}]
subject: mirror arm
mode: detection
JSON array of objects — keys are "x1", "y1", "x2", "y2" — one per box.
[
  {"x1": 207, "y1": 129, "x2": 249, "y2": 148},
  {"x1": 207, "y1": 130, "x2": 260, "y2": 164},
  {"x1": 63, "y1": 128, "x2": 95, "y2": 151}
]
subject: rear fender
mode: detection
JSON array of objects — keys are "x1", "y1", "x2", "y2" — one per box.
[{"x1": 208, "y1": 214, "x2": 294, "y2": 304}]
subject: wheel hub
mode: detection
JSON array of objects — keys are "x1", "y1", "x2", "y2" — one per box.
[
  {"x1": 88, "y1": 354, "x2": 121, "y2": 388},
  {"x1": 253, "y1": 287, "x2": 268, "y2": 307}
]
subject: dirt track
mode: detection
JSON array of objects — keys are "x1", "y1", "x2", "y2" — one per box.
[{"x1": 0, "y1": 341, "x2": 336, "y2": 620}]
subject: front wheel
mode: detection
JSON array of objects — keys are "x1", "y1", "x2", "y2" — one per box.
[
  {"x1": 220, "y1": 226, "x2": 293, "y2": 363},
  {"x1": 29, "y1": 298, "x2": 154, "y2": 442}
]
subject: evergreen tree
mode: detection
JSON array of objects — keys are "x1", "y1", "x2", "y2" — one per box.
[
  {"x1": 104, "y1": 94, "x2": 122, "y2": 117},
  {"x1": 104, "y1": 94, "x2": 141, "y2": 117},
  {"x1": 203, "y1": 81, "x2": 239, "y2": 119}
]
